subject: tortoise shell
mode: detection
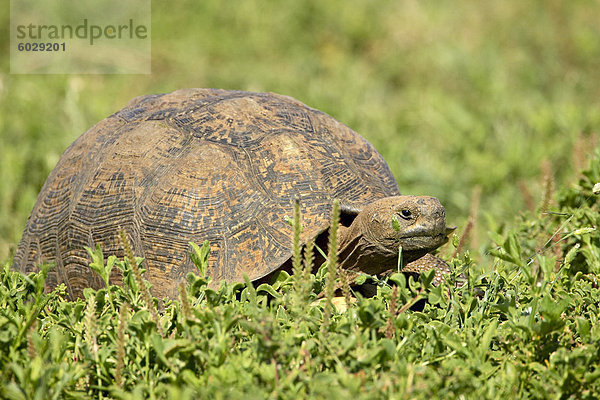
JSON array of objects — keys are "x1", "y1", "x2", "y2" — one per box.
[{"x1": 14, "y1": 88, "x2": 400, "y2": 299}]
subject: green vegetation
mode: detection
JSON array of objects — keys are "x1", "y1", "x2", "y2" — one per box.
[
  {"x1": 0, "y1": 155, "x2": 599, "y2": 398},
  {"x1": 1, "y1": 0, "x2": 600, "y2": 398}
]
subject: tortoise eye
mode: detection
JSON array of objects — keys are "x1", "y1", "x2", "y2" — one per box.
[{"x1": 399, "y1": 209, "x2": 413, "y2": 220}]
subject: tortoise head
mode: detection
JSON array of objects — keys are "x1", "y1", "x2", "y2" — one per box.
[{"x1": 337, "y1": 196, "x2": 451, "y2": 275}]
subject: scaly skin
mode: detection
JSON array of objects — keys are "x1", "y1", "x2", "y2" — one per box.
[{"x1": 400, "y1": 253, "x2": 466, "y2": 287}]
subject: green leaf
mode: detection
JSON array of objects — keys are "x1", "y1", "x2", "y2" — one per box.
[
  {"x1": 575, "y1": 317, "x2": 591, "y2": 342},
  {"x1": 391, "y1": 214, "x2": 401, "y2": 232},
  {"x1": 477, "y1": 320, "x2": 498, "y2": 360},
  {"x1": 86, "y1": 245, "x2": 111, "y2": 287},
  {"x1": 503, "y1": 234, "x2": 523, "y2": 268},
  {"x1": 189, "y1": 241, "x2": 211, "y2": 277},
  {"x1": 354, "y1": 274, "x2": 367, "y2": 286},
  {"x1": 255, "y1": 283, "x2": 281, "y2": 298},
  {"x1": 419, "y1": 268, "x2": 436, "y2": 288},
  {"x1": 427, "y1": 285, "x2": 442, "y2": 305}
]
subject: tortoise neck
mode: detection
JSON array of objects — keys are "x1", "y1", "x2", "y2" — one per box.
[{"x1": 337, "y1": 214, "x2": 396, "y2": 275}]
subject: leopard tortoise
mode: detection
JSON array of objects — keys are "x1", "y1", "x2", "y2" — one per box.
[{"x1": 14, "y1": 88, "x2": 454, "y2": 299}]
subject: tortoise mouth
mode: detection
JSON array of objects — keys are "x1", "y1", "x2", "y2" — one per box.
[{"x1": 398, "y1": 232, "x2": 449, "y2": 252}]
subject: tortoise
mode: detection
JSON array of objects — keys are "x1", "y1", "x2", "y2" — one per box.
[{"x1": 13, "y1": 88, "x2": 453, "y2": 300}]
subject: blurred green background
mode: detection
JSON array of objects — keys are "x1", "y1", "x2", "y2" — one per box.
[{"x1": 1, "y1": 0, "x2": 599, "y2": 262}]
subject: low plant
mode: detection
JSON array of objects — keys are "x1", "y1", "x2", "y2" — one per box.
[{"x1": 1, "y1": 153, "x2": 599, "y2": 399}]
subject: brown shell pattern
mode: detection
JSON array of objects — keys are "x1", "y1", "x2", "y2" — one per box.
[{"x1": 14, "y1": 89, "x2": 400, "y2": 299}]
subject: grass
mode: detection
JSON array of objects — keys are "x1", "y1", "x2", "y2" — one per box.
[
  {"x1": 1, "y1": 0, "x2": 600, "y2": 398},
  {"x1": 0, "y1": 153, "x2": 599, "y2": 398}
]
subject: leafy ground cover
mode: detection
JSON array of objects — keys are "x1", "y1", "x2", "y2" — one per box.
[{"x1": 0, "y1": 154, "x2": 599, "y2": 399}]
